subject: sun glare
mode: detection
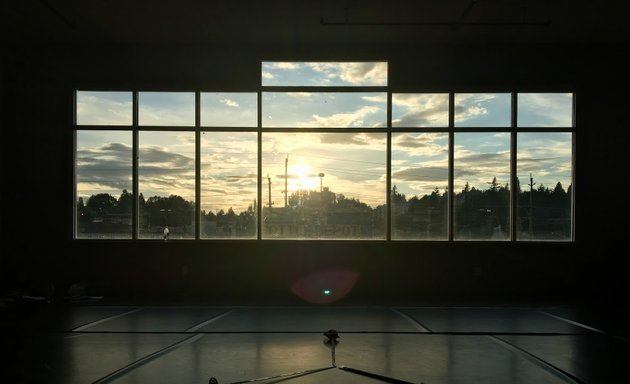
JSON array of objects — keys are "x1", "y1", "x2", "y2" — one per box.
[{"x1": 288, "y1": 164, "x2": 319, "y2": 191}]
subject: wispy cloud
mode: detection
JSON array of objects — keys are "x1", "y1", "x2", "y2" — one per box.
[
  {"x1": 319, "y1": 132, "x2": 386, "y2": 146},
  {"x1": 392, "y1": 94, "x2": 449, "y2": 127},
  {"x1": 393, "y1": 166, "x2": 448, "y2": 182},
  {"x1": 307, "y1": 62, "x2": 387, "y2": 86},
  {"x1": 298, "y1": 106, "x2": 382, "y2": 128},
  {"x1": 268, "y1": 62, "x2": 300, "y2": 70},
  {"x1": 220, "y1": 98, "x2": 239, "y2": 107},
  {"x1": 454, "y1": 93, "x2": 511, "y2": 127},
  {"x1": 263, "y1": 62, "x2": 387, "y2": 86},
  {"x1": 361, "y1": 94, "x2": 387, "y2": 103},
  {"x1": 286, "y1": 92, "x2": 312, "y2": 98},
  {"x1": 76, "y1": 92, "x2": 132, "y2": 125},
  {"x1": 139, "y1": 92, "x2": 195, "y2": 126},
  {"x1": 393, "y1": 133, "x2": 448, "y2": 157},
  {"x1": 518, "y1": 93, "x2": 573, "y2": 126}
]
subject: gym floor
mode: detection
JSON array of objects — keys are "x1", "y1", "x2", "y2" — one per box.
[{"x1": 3, "y1": 305, "x2": 629, "y2": 383}]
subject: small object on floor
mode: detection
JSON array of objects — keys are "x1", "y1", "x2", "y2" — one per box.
[{"x1": 323, "y1": 329, "x2": 339, "y2": 343}]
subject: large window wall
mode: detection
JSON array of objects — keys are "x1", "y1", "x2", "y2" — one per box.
[{"x1": 74, "y1": 62, "x2": 574, "y2": 241}]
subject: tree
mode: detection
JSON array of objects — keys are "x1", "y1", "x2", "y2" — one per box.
[
  {"x1": 553, "y1": 182, "x2": 566, "y2": 196},
  {"x1": 117, "y1": 189, "x2": 133, "y2": 214},
  {"x1": 86, "y1": 193, "x2": 117, "y2": 217}
]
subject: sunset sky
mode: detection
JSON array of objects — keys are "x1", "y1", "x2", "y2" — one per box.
[{"x1": 75, "y1": 63, "x2": 572, "y2": 213}]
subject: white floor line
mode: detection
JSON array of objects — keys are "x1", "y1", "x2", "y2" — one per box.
[{"x1": 72, "y1": 307, "x2": 144, "y2": 331}]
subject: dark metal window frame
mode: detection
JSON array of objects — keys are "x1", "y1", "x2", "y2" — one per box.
[{"x1": 73, "y1": 71, "x2": 575, "y2": 242}]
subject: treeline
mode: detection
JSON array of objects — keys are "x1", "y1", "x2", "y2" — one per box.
[
  {"x1": 77, "y1": 177, "x2": 571, "y2": 239},
  {"x1": 76, "y1": 189, "x2": 255, "y2": 236},
  {"x1": 392, "y1": 178, "x2": 572, "y2": 239}
]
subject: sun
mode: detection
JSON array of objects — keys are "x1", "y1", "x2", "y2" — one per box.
[{"x1": 288, "y1": 164, "x2": 319, "y2": 191}]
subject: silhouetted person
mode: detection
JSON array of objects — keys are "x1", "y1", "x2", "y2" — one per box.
[{"x1": 163, "y1": 225, "x2": 170, "y2": 240}]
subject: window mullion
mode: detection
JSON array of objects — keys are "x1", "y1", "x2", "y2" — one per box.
[
  {"x1": 195, "y1": 92, "x2": 201, "y2": 240},
  {"x1": 257, "y1": 90, "x2": 263, "y2": 240},
  {"x1": 132, "y1": 91, "x2": 139, "y2": 240},
  {"x1": 386, "y1": 92, "x2": 392, "y2": 241},
  {"x1": 511, "y1": 92, "x2": 518, "y2": 241},
  {"x1": 448, "y1": 92, "x2": 455, "y2": 241}
]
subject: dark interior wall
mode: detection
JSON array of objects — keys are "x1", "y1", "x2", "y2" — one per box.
[{"x1": 1, "y1": 41, "x2": 628, "y2": 306}]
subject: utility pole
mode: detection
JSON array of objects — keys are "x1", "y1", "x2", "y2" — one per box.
[
  {"x1": 318, "y1": 173, "x2": 325, "y2": 192},
  {"x1": 529, "y1": 173, "x2": 536, "y2": 237},
  {"x1": 284, "y1": 155, "x2": 288, "y2": 207},
  {"x1": 267, "y1": 174, "x2": 273, "y2": 209}
]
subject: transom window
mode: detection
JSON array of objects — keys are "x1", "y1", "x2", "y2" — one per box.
[{"x1": 74, "y1": 62, "x2": 574, "y2": 241}]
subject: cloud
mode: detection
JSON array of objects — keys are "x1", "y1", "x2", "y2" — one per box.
[
  {"x1": 139, "y1": 145, "x2": 194, "y2": 169},
  {"x1": 298, "y1": 105, "x2": 382, "y2": 128},
  {"x1": 76, "y1": 142, "x2": 133, "y2": 193},
  {"x1": 456, "y1": 152, "x2": 510, "y2": 169},
  {"x1": 393, "y1": 111, "x2": 444, "y2": 127},
  {"x1": 308, "y1": 62, "x2": 387, "y2": 86},
  {"x1": 275, "y1": 173, "x2": 319, "y2": 179},
  {"x1": 518, "y1": 93, "x2": 573, "y2": 126},
  {"x1": 286, "y1": 92, "x2": 312, "y2": 98},
  {"x1": 393, "y1": 133, "x2": 448, "y2": 157},
  {"x1": 394, "y1": 133, "x2": 436, "y2": 148},
  {"x1": 267, "y1": 62, "x2": 300, "y2": 70},
  {"x1": 392, "y1": 94, "x2": 449, "y2": 127},
  {"x1": 452, "y1": 151, "x2": 511, "y2": 189},
  {"x1": 457, "y1": 93, "x2": 497, "y2": 103},
  {"x1": 138, "y1": 93, "x2": 195, "y2": 126},
  {"x1": 362, "y1": 94, "x2": 387, "y2": 103},
  {"x1": 454, "y1": 105, "x2": 488, "y2": 121},
  {"x1": 261, "y1": 71, "x2": 274, "y2": 80},
  {"x1": 220, "y1": 98, "x2": 239, "y2": 107},
  {"x1": 453, "y1": 93, "x2": 501, "y2": 124},
  {"x1": 224, "y1": 174, "x2": 258, "y2": 186},
  {"x1": 76, "y1": 94, "x2": 132, "y2": 125},
  {"x1": 393, "y1": 166, "x2": 448, "y2": 182},
  {"x1": 319, "y1": 132, "x2": 385, "y2": 146}
]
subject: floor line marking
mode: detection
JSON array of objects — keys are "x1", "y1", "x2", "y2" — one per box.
[
  {"x1": 489, "y1": 335, "x2": 585, "y2": 384},
  {"x1": 71, "y1": 307, "x2": 144, "y2": 331},
  {"x1": 91, "y1": 333, "x2": 205, "y2": 384},
  {"x1": 391, "y1": 309, "x2": 432, "y2": 332},
  {"x1": 539, "y1": 310, "x2": 607, "y2": 334},
  {"x1": 186, "y1": 309, "x2": 234, "y2": 332}
]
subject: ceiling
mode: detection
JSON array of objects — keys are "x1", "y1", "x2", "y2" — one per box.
[{"x1": 2, "y1": 0, "x2": 629, "y2": 45}]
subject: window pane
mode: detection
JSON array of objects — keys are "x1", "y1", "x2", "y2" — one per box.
[
  {"x1": 76, "y1": 91, "x2": 132, "y2": 125},
  {"x1": 454, "y1": 93, "x2": 511, "y2": 127},
  {"x1": 518, "y1": 93, "x2": 573, "y2": 127},
  {"x1": 454, "y1": 133, "x2": 511, "y2": 240},
  {"x1": 392, "y1": 133, "x2": 449, "y2": 240},
  {"x1": 139, "y1": 92, "x2": 195, "y2": 126},
  {"x1": 76, "y1": 131, "x2": 132, "y2": 238},
  {"x1": 138, "y1": 131, "x2": 195, "y2": 239},
  {"x1": 262, "y1": 92, "x2": 386, "y2": 128},
  {"x1": 517, "y1": 133, "x2": 572, "y2": 240},
  {"x1": 262, "y1": 132, "x2": 386, "y2": 239},
  {"x1": 262, "y1": 62, "x2": 387, "y2": 86},
  {"x1": 201, "y1": 132, "x2": 257, "y2": 239},
  {"x1": 392, "y1": 93, "x2": 449, "y2": 127},
  {"x1": 200, "y1": 92, "x2": 257, "y2": 127}
]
